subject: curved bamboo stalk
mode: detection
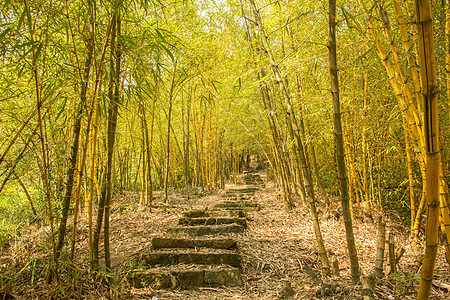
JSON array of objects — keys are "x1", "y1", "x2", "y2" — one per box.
[{"x1": 248, "y1": 0, "x2": 329, "y2": 273}]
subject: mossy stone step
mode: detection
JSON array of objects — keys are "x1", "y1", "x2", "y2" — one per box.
[
  {"x1": 140, "y1": 250, "x2": 241, "y2": 268},
  {"x1": 213, "y1": 201, "x2": 260, "y2": 210},
  {"x1": 183, "y1": 209, "x2": 246, "y2": 218},
  {"x1": 152, "y1": 237, "x2": 237, "y2": 250},
  {"x1": 128, "y1": 266, "x2": 242, "y2": 289},
  {"x1": 167, "y1": 224, "x2": 245, "y2": 236},
  {"x1": 178, "y1": 217, "x2": 247, "y2": 228}
]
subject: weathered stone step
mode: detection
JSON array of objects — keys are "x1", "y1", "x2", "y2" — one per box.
[
  {"x1": 152, "y1": 237, "x2": 237, "y2": 250},
  {"x1": 213, "y1": 201, "x2": 260, "y2": 211},
  {"x1": 224, "y1": 187, "x2": 259, "y2": 194},
  {"x1": 178, "y1": 217, "x2": 247, "y2": 228},
  {"x1": 220, "y1": 195, "x2": 253, "y2": 201},
  {"x1": 167, "y1": 224, "x2": 245, "y2": 236},
  {"x1": 244, "y1": 181, "x2": 264, "y2": 186},
  {"x1": 140, "y1": 250, "x2": 241, "y2": 268},
  {"x1": 128, "y1": 266, "x2": 242, "y2": 289},
  {"x1": 183, "y1": 209, "x2": 246, "y2": 218},
  {"x1": 222, "y1": 191, "x2": 254, "y2": 198}
]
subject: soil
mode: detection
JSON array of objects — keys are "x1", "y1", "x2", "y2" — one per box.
[{"x1": 1, "y1": 172, "x2": 449, "y2": 299}]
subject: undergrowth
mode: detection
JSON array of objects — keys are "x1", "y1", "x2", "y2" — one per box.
[{"x1": 0, "y1": 187, "x2": 39, "y2": 248}]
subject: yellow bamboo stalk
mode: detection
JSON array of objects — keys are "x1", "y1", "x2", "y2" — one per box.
[
  {"x1": 439, "y1": 158, "x2": 450, "y2": 264},
  {"x1": 362, "y1": 12, "x2": 424, "y2": 151},
  {"x1": 87, "y1": 102, "x2": 99, "y2": 262},
  {"x1": 415, "y1": 0, "x2": 441, "y2": 297},
  {"x1": 393, "y1": 0, "x2": 422, "y2": 112},
  {"x1": 342, "y1": 117, "x2": 363, "y2": 216},
  {"x1": 378, "y1": 5, "x2": 423, "y2": 133},
  {"x1": 362, "y1": 71, "x2": 371, "y2": 216},
  {"x1": 404, "y1": 117, "x2": 416, "y2": 232},
  {"x1": 447, "y1": 4, "x2": 450, "y2": 119}
]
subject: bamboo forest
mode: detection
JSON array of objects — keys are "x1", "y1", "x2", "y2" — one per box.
[{"x1": 1, "y1": 0, "x2": 450, "y2": 298}]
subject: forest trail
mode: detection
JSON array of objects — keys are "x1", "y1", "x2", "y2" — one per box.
[
  {"x1": 3, "y1": 171, "x2": 450, "y2": 299},
  {"x1": 127, "y1": 171, "x2": 263, "y2": 290}
]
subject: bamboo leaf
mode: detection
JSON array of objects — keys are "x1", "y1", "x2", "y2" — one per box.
[
  {"x1": 341, "y1": 6, "x2": 363, "y2": 33},
  {"x1": 55, "y1": 97, "x2": 67, "y2": 121},
  {"x1": 158, "y1": 41, "x2": 174, "y2": 61},
  {"x1": 308, "y1": 57, "x2": 318, "y2": 74},
  {"x1": 16, "y1": 41, "x2": 39, "y2": 62},
  {"x1": 16, "y1": 7, "x2": 26, "y2": 32},
  {"x1": 0, "y1": 27, "x2": 11, "y2": 41},
  {"x1": 353, "y1": 46, "x2": 374, "y2": 65},
  {"x1": 3, "y1": 0, "x2": 12, "y2": 9},
  {"x1": 34, "y1": 41, "x2": 44, "y2": 60},
  {"x1": 211, "y1": 79, "x2": 220, "y2": 93},
  {"x1": 236, "y1": 77, "x2": 242, "y2": 92}
]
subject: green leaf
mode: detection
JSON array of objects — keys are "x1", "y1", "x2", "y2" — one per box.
[
  {"x1": 16, "y1": 7, "x2": 26, "y2": 32},
  {"x1": 308, "y1": 57, "x2": 318, "y2": 74},
  {"x1": 353, "y1": 46, "x2": 374, "y2": 65},
  {"x1": 158, "y1": 41, "x2": 174, "y2": 61},
  {"x1": 55, "y1": 97, "x2": 67, "y2": 121},
  {"x1": 3, "y1": 0, "x2": 12, "y2": 9},
  {"x1": 211, "y1": 79, "x2": 221, "y2": 93},
  {"x1": 0, "y1": 27, "x2": 11, "y2": 41},
  {"x1": 341, "y1": 6, "x2": 363, "y2": 33},
  {"x1": 34, "y1": 41, "x2": 44, "y2": 60},
  {"x1": 236, "y1": 77, "x2": 242, "y2": 93}
]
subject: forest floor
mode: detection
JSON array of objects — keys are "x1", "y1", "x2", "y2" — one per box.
[{"x1": 1, "y1": 172, "x2": 450, "y2": 299}]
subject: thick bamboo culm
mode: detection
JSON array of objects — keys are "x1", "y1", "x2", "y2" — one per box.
[
  {"x1": 331, "y1": 255, "x2": 340, "y2": 277},
  {"x1": 414, "y1": 0, "x2": 441, "y2": 298},
  {"x1": 361, "y1": 274, "x2": 375, "y2": 300},
  {"x1": 374, "y1": 217, "x2": 386, "y2": 277},
  {"x1": 413, "y1": 254, "x2": 425, "y2": 273},
  {"x1": 388, "y1": 232, "x2": 397, "y2": 275}
]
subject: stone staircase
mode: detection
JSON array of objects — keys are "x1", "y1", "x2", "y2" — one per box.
[{"x1": 128, "y1": 172, "x2": 264, "y2": 290}]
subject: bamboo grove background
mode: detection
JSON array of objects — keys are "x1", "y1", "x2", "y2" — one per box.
[{"x1": 0, "y1": 0, "x2": 449, "y2": 291}]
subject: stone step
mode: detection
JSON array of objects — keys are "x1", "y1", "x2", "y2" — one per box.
[
  {"x1": 139, "y1": 250, "x2": 242, "y2": 268},
  {"x1": 220, "y1": 195, "x2": 253, "y2": 201},
  {"x1": 213, "y1": 201, "x2": 260, "y2": 211},
  {"x1": 183, "y1": 209, "x2": 246, "y2": 218},
  {"x1": 178, "y1": 217, "x2": 247, "y2": 228},
  {"x1": 167, "y1": 224, "x2": 245, "y2": 236},
  {"x1": 224, "y1": 187, "x2": 259, "y2": 194},
  {"x1": 152, "y1": 237, "x2": 237, "y2": 250},
  {"x1": 244, "y1": 179, "x2": 263, "y2": 182},
  {"x1": 223, "y1": 191, "x2": 255, "y2": 197},
  {"x1": 128, "y1": 266, "x2": 242, "y2": 289}
]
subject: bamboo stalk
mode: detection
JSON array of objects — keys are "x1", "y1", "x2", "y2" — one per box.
[
  {"x1": 328, "y1": 0, "x2": 360, "y2": 283},
  {"x1": 374, "y1": 217, "x2": 386, "y2": 277},
  {"x1": 415, "y1": 0, "x2": 440, "y2": 296},
  {"x1": 248, "y1": 0, "x2": 329, "y2": 273},
  {"x1": 388, "y1": 232, "x2": 397, "y2": 275}
]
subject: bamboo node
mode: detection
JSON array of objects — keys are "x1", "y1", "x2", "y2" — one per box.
[{"x1": 415, "y1": 18, "x2": 432, "y2": 25}]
